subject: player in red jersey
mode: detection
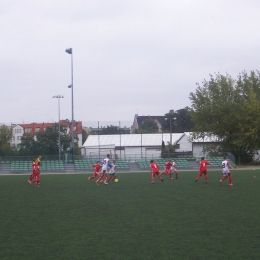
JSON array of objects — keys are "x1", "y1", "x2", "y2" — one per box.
[
  {"x1": 28, "y1": 159, "x2": 36, "y2": 184},
  {"x1": 29, "y1": 162, "x2": 41, "y2": 187},
  {"x1": 195, "y1": 157, "x2": 214, "y2": 183},
  {"x1": 88, "y1": 161, "x2": 102, "y2": 181},
  {"x1": 150, "y1": 160, "x2": 164, "y2": 184},
  {"x1": 160, "y1": 159, "x2": 172, "y2": 179}
]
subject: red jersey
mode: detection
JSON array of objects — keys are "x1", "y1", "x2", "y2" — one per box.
[
  {"x1": 200, "y1": 160, "x2": 210, "y2": 171},
  {"x1": 165, "y1": 162, "x2": 172, "y2": 170},
  {"x1": 150, "y1": 163, "x2": 159, "y2": 173},
  {"x1": 31, "y1": 162, "x2": 36, "y2": 171},
  {"x1": 92, "y1": 164, "x2": 102, "y2": 172}
]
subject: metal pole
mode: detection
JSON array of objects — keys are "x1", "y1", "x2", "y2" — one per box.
[
  {"x1": 71, "y1": 52, "x2": 74, "y2": 161},
  {"x1": 65, "y1": 48, "x2": 74, "y2": 161},
  {"x1": 98, "y1": 121, "x2": 100, "y2": 161},
  {"x1": 53, "y1": 95, "x2": 64, "y2": 161},
  {"x1": 58, "y1": 98, "x2": 61, "y2": 161},
  {"x1": 170, "y1": 118, "x2": 172, "y2": 145},
  {"x1": 119, "y1": 121, "x2": 121, "y2": 159},
  {"x1": 141, "y1": 130, "x2": 143, "y2": 159}
]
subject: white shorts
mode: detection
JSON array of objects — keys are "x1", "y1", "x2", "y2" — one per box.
[{"x1": 222, "y1": 169, "x2": 230, "y2": 176}]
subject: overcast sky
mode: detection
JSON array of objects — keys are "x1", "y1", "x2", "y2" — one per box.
[{"x1": 1, "y1": 0, "x2": 260, "y2": 127}]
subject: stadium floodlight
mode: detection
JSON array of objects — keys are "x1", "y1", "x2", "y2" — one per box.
[
  {"x1": 65, "y1": 47, "x2": 74, "y2": 161},
  {"x1": 52, "y1": 95, "x2": 64, "y2": 161}
]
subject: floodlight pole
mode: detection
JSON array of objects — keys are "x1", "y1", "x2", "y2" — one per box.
[
  {"x1": 65, "y1": 48, "x2": 74, "y2": 161},
  {"x1": 98, "y1": 121, "x2": 100, "y2": 161},
  {"x1": 52, "y1": 95, "x2": 64, "y2": 161}
]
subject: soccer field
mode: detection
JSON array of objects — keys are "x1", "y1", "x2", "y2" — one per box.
[{"x1": 0, "y1": 170, "x2": 260, "y2": 260}]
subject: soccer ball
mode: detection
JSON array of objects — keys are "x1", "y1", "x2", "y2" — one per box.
[{"x1": 114, "y1": 179, "x2": 118, "y2": 183}]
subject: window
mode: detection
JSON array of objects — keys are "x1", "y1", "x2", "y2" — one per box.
[
  {"x1": 14, "y1": 129, "x2": 22, "y2": 133},
  {"x1": 25, "y1": 128, "x2": 32, "y2": 133},
  {"x1": 17, "y1": 136, "x2": 20, "y2": 141},
  {"x1": 36, "y1": 128, "x2": 40, "y2": 132}
]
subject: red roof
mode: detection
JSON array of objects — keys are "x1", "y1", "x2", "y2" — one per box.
[{"x1": 16, "y1": 121, "x2": 82, "y2": 135}]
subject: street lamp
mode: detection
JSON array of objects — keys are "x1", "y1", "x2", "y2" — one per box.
[
  {"x1": 52, "y1": 95, "x2": 64, "y2": 161},
  {"x1": 165, "y1": 109, "x2": 176, "y2": 145},
  {"x1": 65, "y1": 47, "x2": 75, "y2": 161}
]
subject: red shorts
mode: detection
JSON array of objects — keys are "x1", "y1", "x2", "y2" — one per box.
[
  {"x1": 94, "y1": 171, "x2": 100, "y2": 176},
  {"x1": 200, "y1": 170, "x2": 207, "y2": 175},
  {"x1": 33, "y1": 173, "x2": 40, "y2": 181},
  {"x1": 152, "y1": 171, "x2": 159, "y2": 176}
]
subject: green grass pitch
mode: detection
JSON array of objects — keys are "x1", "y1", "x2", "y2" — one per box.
[{"x1": 0, "y1": 170, "x2": 260, "y2": 260}]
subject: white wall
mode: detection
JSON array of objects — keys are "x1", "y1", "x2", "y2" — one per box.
[{"x1": 177, "y1": 134, "x2": 192, "y2": 152}]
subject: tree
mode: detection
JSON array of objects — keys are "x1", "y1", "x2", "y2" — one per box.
[
  {"x1": 19, "y1": 124, "x2": 71, "y2": 156},
  {"x1": 162, "y1": 108, "x2": 195, "y2": 133},
  {"x1": 163, "y1": 110, "x2": 176, "y2": 133},
  {"x1": 19, "y1": 134, "x2": 40, "y2": 156},
  {"x1": 0, "y1": 125, "x2": 13, "y2": 156},
  {"x1": 82, "y1": 129, "x2": 89, "y2": 144},
  {"x1": 174, "y1": 107, "x2": 195, "y2": 132},
  {"x1": 100, "y1": 125, "x2": 119, "y2": 135},
  {"x1": 138, "y1": 118, "x2": 159, "y2": 133},
  {"x1": 189, "y1": 71, "x2": 260, "y2": 162}
]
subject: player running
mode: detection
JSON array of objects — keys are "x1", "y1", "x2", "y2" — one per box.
[
  {"x1": 107, "y1": 160, "x2": 117, "y2": 183},
  {"x1": 220, "y1": 156, "x2": 235, "y2": 186},
  {"x1": 195, "y1": 157, "x2": 214, "y2": 183},
  {"x1": 171, "y1": 160, "x2": 179, "y2": 179},
  {"x1": 160, "y1": 159, "x2": 172, "y2": 179},
  {"x1": 29, "y1": 161, "x2": 41, "y2": 187},
  {"x1": 150, "y1": 160, "x2": 164, "y2": 184},
  {"x1": 28, "y1": 159, "x2": 36, "y2": 184},
  {"x1": 88, "y1": 161, "x2": 102, "y2": 181},
  {"x1": 96, "y1": 154, "x2": 112, "y2": 185}
]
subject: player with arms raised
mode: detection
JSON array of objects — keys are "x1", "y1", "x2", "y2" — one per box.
[{"x1": 195, "y1": 157, "x2": 214, "y2": 183}]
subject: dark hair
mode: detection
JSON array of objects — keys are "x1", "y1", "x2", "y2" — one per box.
[
  {"x1": 150, "y1": 160, "x2": 154, "y2": 163},
  {"x1": 201, "y1": 157, "x2": 204, "y2": 160},
  {"x1": 107, "y1": 154, "x2": 110, "y2": 157},
  {"x1": 223, "y1": 156, "x2": 226, "y2": 159}
]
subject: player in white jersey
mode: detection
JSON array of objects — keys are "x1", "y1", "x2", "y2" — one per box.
[
  {"x1": 171, "y1": 160, "x2": 179, "y2": 179},
  {"x1": 96, "y1": 154, "x2": 112, "y2": 185},
  {"x1": 220, "y1": 156, "x2": 235, "y2": 186},
  {"x1": 107, "y1": 161, "x2": 117, "y2": 183}
]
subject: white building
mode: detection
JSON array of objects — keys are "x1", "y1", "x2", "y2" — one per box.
[
  {"x1": 81, "y1": 133, "x2": 185, "y2": 159},
  {"x1": 81, "y1": 132, "x2": 221, "y2": 159}
]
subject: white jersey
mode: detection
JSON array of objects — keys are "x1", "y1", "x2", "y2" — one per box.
[
  {"x1": 171, "y1": 161, "x2": 177, "y2": 171},
  {"x1": 102, "y1": 157, "x2": 110, "y2": 171},
  {"x1": 222, "y1": 160, "x2": 230, "y2": 175},
  {"x1": 109, "y1": 163, "x2": 116, "y2": 173}
]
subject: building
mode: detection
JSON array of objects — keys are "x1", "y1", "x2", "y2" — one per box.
[
  {"x1": 11, "y1": 120, "x2": 83, "y2": 148},
  {"x1": 81, "y1": 133, "x2": 185, "y2": 159},
  {"x1": 131, "y1": 114, "x2": 165, "y2": 134},
  {"x1": 81, "y1": 132, "x2": 221, "y2": 159}
]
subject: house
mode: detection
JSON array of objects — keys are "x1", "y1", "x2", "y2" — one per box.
[
  {"x1": 131, "y1": 114, "x2": 165, "y2": 134},
  {"x1": 11, "y1": 120, "x2": 83, "y2": 148}
]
